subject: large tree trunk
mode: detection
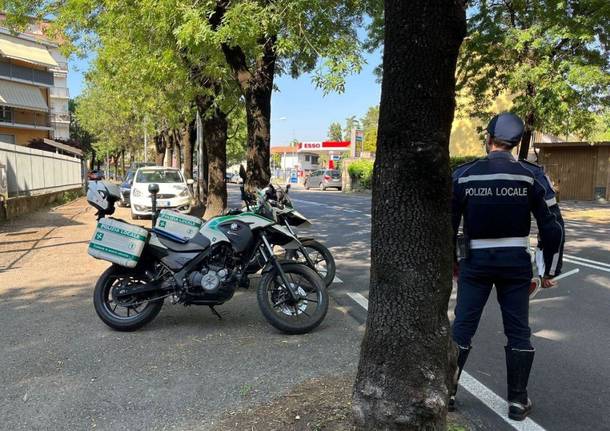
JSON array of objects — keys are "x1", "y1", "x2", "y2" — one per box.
[
  {"x1": 203, "y1": 107, "x2": 228, "y2": 219},
  {"x1": 243, "y1": 73, "x2": 273, "y2": 190},
  {"x1": 221, "y1": 34, "x2": 276, "y2": 191},
  {"x1": 165, "y1": 129, "x2": 175, "y2": 168},
  {"x1": 89, "y1": 148, "x2": 96, "y2": 170},
  {"x1": 352, "y1": 2, "x2": 466, "y2": 430},
  {"x1": 121, "y1": 149, "x2": 126, "y2": 177},
  {"x1": 154, "y1": 133, "x2": 166, "y2": 166},
  {"x1": 518, "y1": 109, "x2": 535, "y2": 160}
]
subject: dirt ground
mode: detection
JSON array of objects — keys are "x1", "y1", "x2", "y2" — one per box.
[
  {"x1": 0, "y1": 198, "x2": 365, "y2": 430},
  {"x1": 210, "y1": 375, "x2": 469, "y2": 431}
]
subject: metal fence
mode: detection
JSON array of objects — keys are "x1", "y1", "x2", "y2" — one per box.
[{"x1": 0, "y1": 141, "x2": 83, "y2": 198}]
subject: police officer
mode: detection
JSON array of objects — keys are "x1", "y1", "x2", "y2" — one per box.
[{"x1": 449, "y1": 112, "x2": 565, "y2": 421}]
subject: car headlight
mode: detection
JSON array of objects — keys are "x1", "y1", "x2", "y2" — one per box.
[
  {"x1": 179, "y1": 187, "x2": 189, "y2": 197},
  {"x1": 132, "y1": 188, "x2": 143, "y2": 197}
]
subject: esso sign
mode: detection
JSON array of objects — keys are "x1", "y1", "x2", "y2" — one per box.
[{"x1": 301, "y1": 142, "x2": 322, "y2": 150}]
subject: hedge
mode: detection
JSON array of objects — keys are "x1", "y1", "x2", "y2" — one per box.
[
  {"x1": 449, "y1": 156, "x2": 480, "y2": 171},
  {"x1": 347, "y1": 156, "x2": 481, "y2": 190},
  {"x1": 348, "y1": 159, "x2": 375, "y2": 189}
]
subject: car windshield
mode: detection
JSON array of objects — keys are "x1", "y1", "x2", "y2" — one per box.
[
  {"x1": 328, "y1": 170, "x2": 341, "y2": 177},
  {"x1": 136, "y1": 169, "x2": 183, "y2": 183}
]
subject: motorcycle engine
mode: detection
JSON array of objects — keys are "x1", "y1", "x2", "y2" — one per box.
[{"x1": 188, "y1": 266, "x2": 228, "y2": 294}]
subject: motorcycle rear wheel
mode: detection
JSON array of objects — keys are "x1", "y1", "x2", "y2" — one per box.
[
  {"x1": 93, "y1": 265, "x2": 164, "y2": 332},
  {"x1": 257, "y1": 263, "x2": 328, "y2": 334},
  {"x1": 285, "y1": 239, "x2": 336, "y2": 287}
]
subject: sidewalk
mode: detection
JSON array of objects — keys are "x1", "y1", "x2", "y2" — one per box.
[
  {"x1": 0, "y1": 198, "x2": 364, "y2": 430},
  {"x1": 560, "y1": 200, "x2": 610, "y2": 223}
]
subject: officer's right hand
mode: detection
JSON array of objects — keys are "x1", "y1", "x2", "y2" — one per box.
[{"x1": 542, "y1": 276, "x2": 557, "y2": 289}]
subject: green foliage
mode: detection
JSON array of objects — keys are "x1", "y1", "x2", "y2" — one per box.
[
  {"x1": 69, "y1": 99, "x2": 94, "y2": 156},
  {"x1": 360, "y1": 105, "x2": 379, "y2": 152},
  {"x1": 328, "y1": 122, "x2": 343, "y2": 141},
  {"x1": 343, "y1": 115, "x2": 361, "y2": 141},
  {"x1": 348, "y1": 159, "x2": 374, "y2": 189},
  {"x1": 450, "y1": 156, "x2": 480, "y2": 171},
  {"x1": 459, "y1": 1, "x2": 610, "y2": 139},
  {"x1": 227, "y1": 101, "x2": 248, "y2": 165}
]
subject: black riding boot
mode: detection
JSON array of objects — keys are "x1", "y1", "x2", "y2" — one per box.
[
  {"x1": 449, "y1": 345, "x2": 471, "y2": 412},
  {"x1": 505, "y1": 346, "x2": 535, "y2": 421}
]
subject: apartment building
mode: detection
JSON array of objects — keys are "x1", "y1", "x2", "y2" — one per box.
[{"x1": 0, "y1": 15, "x2": 69, "y2": 147}]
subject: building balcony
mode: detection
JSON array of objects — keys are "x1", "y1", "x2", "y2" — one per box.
[
  {"x1": 0, "y1": 107, "x2": 52, "y2": 130},
  {"x1": 50, "y1": 112, "x2": 70, "y2": 124},
  {"x1": 0, "y1": 59, "x2": 54, "y2": 87}
]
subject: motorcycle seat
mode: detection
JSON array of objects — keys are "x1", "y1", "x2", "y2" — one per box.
[{"x1": 155, "y1": 231, "x2": 211, "y2": 252}]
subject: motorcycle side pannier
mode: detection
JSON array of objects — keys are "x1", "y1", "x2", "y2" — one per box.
[
  {"x1": 88, "y1": 218, "x2": 148, "y2": 268},
  {"x1": 154, "y1": 209, "x2": 202, "y2": 242}
]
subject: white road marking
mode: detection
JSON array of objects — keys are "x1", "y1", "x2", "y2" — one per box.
[
  {"x1": 347, "y1": 293, "x2": 547, "y2": 431},
  {"x1": 333, "y1": 275, "x2": 343, "y2": 283},
  {"x1": 460, "y1": 373, "x2": 547, "y2": 431},
  {"x1": 292, "y1": 199, "x2": 326, "y2": 206},
  {"x1": 346, "y1": 292, "x2": 369, "y2": 311},
  {"x1": 563, "y1": 258, "x2": 610, "y2": 273},
  {"x1": 563, "y1": 254, "x2": 610, "y2": 268}
]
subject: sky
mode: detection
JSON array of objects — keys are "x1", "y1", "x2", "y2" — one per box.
[{"x1": 67, "y1": 50, "x2": 383, "y2": 148}]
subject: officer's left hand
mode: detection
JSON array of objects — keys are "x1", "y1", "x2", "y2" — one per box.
[{"x1": 542, "y1": 276, "x2": 557, "y2": 289}]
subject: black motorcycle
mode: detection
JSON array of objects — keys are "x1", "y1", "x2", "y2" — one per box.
[{"x1": 86, "y1": 181, "x2": 328, "y2": 334}]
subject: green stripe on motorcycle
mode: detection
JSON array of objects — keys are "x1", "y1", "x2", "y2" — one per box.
[{"x1": 89, "y1": 242, "x2": 139, "y2": 261}]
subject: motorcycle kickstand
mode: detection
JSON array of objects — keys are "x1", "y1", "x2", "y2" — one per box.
[{"x1": 209, "y1": 306, "x2": 222, "y2": 320}]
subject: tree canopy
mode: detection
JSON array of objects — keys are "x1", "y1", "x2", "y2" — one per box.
[
  {"x1": 328, "y1": 121, "x2": 343, "y2": 141},
  {"x1": 458, "y1": 0, "x2": 610, "y2": 156}
]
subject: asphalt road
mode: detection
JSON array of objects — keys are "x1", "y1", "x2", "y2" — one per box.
[{"x1": 272, "y1": 184, "x2": 610, "y2": 431}]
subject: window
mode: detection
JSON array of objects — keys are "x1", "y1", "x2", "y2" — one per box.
[
  {"x1": 0, "y1": 106, "x2": 13, "y2": 123},
  {"x1": 136, "y1": 169, "x2": 184, "y2": 183},
  {"x1": 312, "y1": 156, "x2": 319, "y2": 165},
  {"x1": 0, "y1": 134, "x2": 15, "y2": 144},
  {"x1": 304, "y1": 155, "x2": 310, "y2": 162}
]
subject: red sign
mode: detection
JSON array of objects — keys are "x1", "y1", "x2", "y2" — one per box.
[{"x1": 297, "y1": 141, "x2": 351, "y2": 152}]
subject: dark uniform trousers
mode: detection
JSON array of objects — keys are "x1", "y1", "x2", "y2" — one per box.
[{"x1": 453, "y1": 249, "x2": 533, "y2": 350}]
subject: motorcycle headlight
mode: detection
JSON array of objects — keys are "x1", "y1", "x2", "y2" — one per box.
[{"x1": 132, "y1": 188, "x2": 143, "y2": 197}]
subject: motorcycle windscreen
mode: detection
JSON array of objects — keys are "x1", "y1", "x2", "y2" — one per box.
[
  {"x1": 216, "y1": 220, "x2": 254, "y2": 253},
  {"x1": 284, "y1": 210, "x2": 311, "y2": 228}
]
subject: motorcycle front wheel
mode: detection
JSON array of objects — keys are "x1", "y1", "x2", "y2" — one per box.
[
  {"x1": 93, "y1": 265, "x2": 164, "y2": 332},
  {"x1": 257, "y1": 263, "x2": 328, "y2": 334}
]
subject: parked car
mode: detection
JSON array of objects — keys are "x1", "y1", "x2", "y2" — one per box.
[
  {"x1": 119, "y1": 169, "x2": 136, "y2": 207},
  {"x1": 304, "y1": 169, "x2": 342, "y2": 191},
  {"x1": 228, "y1": 173, "x2": 243, "y2": 184},
  {"x1": 130, "y1": 166, "x2": 194, "y2": 219},
  {"x1": 87, "y1": 170, "x2": 105, "y2": 181}
]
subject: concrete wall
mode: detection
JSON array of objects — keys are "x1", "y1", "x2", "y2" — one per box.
[
  {"x1": 0, "y1": 186, "x2": 82, "y2": 221},
  {"x1": 0, "y1": 141, "x2": 83, "y2": 197}
]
